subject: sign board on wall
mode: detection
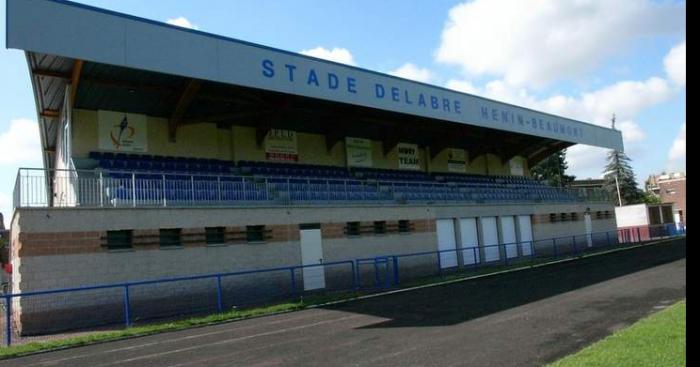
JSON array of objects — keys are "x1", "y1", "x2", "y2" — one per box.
[
  {"x1": 98, "y1": 110, "x2": 148, "y2": 152},
  {"x1": 509, "y1": 158, "x2": 524, "y2": 176},
  {"x1": 265, "y1": 129, "x2": 298, "y2": 162},
  {"x1": 397, "y1": 143, "x2": 420, "y2": 170},
  {"x1": 345, "y1": 137, "x2": 373, "y2": 167},
  {"x1": 447, "y1": 148, "x2": 466, "y2": 173}
]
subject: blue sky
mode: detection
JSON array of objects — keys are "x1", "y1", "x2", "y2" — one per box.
[{"x1": 0, "y1": 0, "x2": 686, "y2": 227}]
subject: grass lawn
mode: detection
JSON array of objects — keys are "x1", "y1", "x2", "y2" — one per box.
[{"x1": 549, "y1": 300, "x2": 686, "y2": 367}]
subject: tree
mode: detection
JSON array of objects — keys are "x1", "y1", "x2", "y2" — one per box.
[
  {"x1": 641, "y1": 191, "x2": 662, "y2": 204},
  {"x1": 603, "y1": 115, "x2": 644, "y2": 205},
  {"x1": 530, "y1": 149, "x2": 576, "y2": 187}
]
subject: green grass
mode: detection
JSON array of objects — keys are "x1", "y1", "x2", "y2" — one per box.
[
  {"x1": 0, "y1": 238, "x2": 680, "y2": 360},
  {"x1": 549, "y1": 300, "x2": 686, "y2": 367}
]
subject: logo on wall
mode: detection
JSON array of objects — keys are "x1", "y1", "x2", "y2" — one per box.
[{"x1": 98, "y1": 110, "x2": 148, "y2": 152}]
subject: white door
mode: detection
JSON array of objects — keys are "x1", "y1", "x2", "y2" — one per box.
[
  {"x1": 436, "y1": 219, "x2": 458, "y2": 269},
  {"x1": 459, "y1": 218, "x2": 480, "y2": 265},
  {"x1": 300, "y1": 228, "x2": 325, "y2": 290},
  {"x1": 480, "y1": 217, "x2": 500, "y2": 262},
  {"x1": 584, "y1": 213, "x2": 593, "y2": 247},
  {"x1": 499, "y1": 216, "x2": 518, "y2": 258},
  {"x1": 517, "y1": 215, "x2": 534, "y2": 256}
]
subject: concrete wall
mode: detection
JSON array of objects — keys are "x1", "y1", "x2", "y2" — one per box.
[{"x1": 10, "y1": 201, "x2": 616, "y2": 334}]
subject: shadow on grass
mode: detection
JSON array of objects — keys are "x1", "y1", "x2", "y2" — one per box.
[{"x1": 324, "y1": 238, "x2": 686, "y2": 329}]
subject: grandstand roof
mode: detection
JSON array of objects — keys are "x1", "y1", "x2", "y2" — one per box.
[{"x1": 6, "y1": 0, "x2": 624, "y2": 172}]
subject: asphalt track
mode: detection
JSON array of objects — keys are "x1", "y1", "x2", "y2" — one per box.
[{"x1": 1, "y1": 238, "x2": 686, "y2": 367}]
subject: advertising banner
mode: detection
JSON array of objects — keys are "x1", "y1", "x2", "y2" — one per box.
[
  {"x1": 265, "y1": 129, "x2": 298, "y2": 162},
  {"x1": 98, "y1": 110, "x2": 148, "y2": 152},
  {"x1": 509, "y1": 158, "x2": 524, "y2": 176},
  {"x1": 345, "y1": 137, "x2": 373, "y2": 167},
  {"x1": 397, "y1": 143, "x2": 420, "y2": 170},
  {"x1": 447, "y1": 148, "x2": 467, "y2": 173}
]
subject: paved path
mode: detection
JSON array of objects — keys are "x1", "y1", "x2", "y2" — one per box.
[{"x1": 1, "y1": 240, "x2": 686, "y2": 367}]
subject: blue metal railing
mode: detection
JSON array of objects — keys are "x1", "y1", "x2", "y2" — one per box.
[{"x1": 1, "y1": 223, "x2": 685, "y2": 346}]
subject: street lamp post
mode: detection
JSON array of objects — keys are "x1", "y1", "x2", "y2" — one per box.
[{"x1": 604, "y1": 170, "x2": 623, "y2": 207}]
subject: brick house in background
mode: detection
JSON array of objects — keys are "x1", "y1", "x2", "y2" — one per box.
[{"x1": 646, "y1": 172, "x2": 686, "y2": 225}]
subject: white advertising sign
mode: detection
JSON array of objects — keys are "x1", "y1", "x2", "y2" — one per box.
[
  {"x1": 397, "y1": 143, "x2": 420, "y2": 170},
  {"x1": 265, "y1": 129, "x2": 298, "y2": 162},
  {"x1": 509, "y1": 158, "x2": 524, "y2": 176},
  {"x1": 447, "y1": 148, "x2": 467, "y2": 173},
  {"x1": 345, "y1": 137, "x2": 373, "y2": 167},
  {"x1": 98, "y1": 110, "x2": 148, "y2": 152}
]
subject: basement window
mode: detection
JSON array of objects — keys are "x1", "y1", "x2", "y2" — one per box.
[
  {"x1": 246, "y1": 225, "x2": 266, "y2": 243},
  {"x1": 106, "y1": 230, "x2": 132, "y2": 250},
  {"x1": 160, "y1": 228, "x2": 182, "y2": 248},
  {"x1": 205, "y1": 227, "x2": 226, "y2": 245}
]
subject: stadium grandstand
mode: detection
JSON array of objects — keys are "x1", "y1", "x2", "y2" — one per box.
[{"x1": 5, "y1": 0, "x2": 624, "y2": 335}]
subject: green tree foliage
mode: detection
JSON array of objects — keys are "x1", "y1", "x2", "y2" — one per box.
[
  {"x1": 603, "y1": 149, "x2": 644, "y2": 205},
  {"x1": 641, "y1": 191, "x2": 662, "y2": 204},
  {"x1": 530, "y1": 149, "x2": 576, "y2": 187}
]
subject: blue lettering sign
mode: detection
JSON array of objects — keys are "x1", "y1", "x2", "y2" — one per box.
[
  {"x1": 347, "y1": 77, "x2": 357, "y2": 93},
  {"x1": 307, "y1": 69, "x2": 319, "y2": 86},
  {"x1": 391, "y1": 87, "x2": 400, "y2": 102},
  {"x1": 419, "y1": 94, "x2": 427, "y2": 107},
  {"x1": 284, "y1": 64, "x2": 296, "y2": 81},
  {"x1": 262, "y1": 59, "x2": 274, "y2": 78},
  {"x1": 327, "y1": 73, "x2": 339, "y2": 89},
  {"x1": 431, "y1": 96, "x2": 439, "y2": 109},
  {"x1": 375, "y1": 83, "x2": 385, "y2": 98}
]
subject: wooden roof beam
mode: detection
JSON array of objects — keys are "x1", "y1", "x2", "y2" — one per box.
[{"x1": 168, "y1": 79, "x2": 202, "y2": 142}]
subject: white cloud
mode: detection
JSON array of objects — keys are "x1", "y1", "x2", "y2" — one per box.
[
  {"x1": 445, "y1": 79, "x2": 479, "y2": 94},
  {"x1": 668, "y1": 122, "x2": 686, "y2": 168},
  {"x1": 166, "y1": 16, "x2": 199, "y2": 30},
  {"x1": 436, "y1": 0, "x2": 685, "y2": 87},
  {"x1": 664, "y1": 41, "x2": 686, "y2": 87},
  {"x1": 299, "y1": 47, "x2": 357, "y2": 66},
  {"x1": 0, "y1": 118, "x2": 42, "y2": 166},
  {"x1": 388, "y1": 63, "x2": 433, "y2": 83}
]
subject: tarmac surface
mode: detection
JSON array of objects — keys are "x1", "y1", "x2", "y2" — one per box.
[{"x1": 1, "y1": 238, "x2": 686, "y2": 367}]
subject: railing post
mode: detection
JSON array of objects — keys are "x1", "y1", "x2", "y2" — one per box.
[
  {"x1": 123, "y1": 285, "x2": 131, "y2": 328},
  {"x1": 473, "y1": 247, "x2": 479, "y2": 270},
  {"x1": 350, "y1": 260, "x2": 358, "y2": 290},
  {"x1": 572, "y1": 235, "x2": 578, "y2": 256},
  {"x1": 436, "y1": 251, "x2": 443, "y2": 277},
  {"x1": 190, "y1": 176, "x2": 195, "y2": 205},
  {"x1": 216, "y1": 275, "x2": 223, "y2": 313},
  {"x1": 552, "y1": 238, "x2": 558, "y2": 258},
  {"x1": 162, "y1": 174, "x2": 167, "y2": 207},
  {"x1": 503, "y1": 244, "x2": 509, "y2": 266},
  {"x1": 131, "y1": 172, "x2": 136, "y2": 207},
  {"x1": 606, "y1": 231, "x2": 611, "y2": 247},
  {"x1": 637, "y1": 226, "x2": 642, "y2": 243},
  {"x1": 264, "y1": 178, "x2": 269, "y2": 201},
  {"x1": 99, "y1": 171, "x2": 104, "y2": 207},
  {"x1": 217, "y1": 176, "x2": 222, "y2": 204},
  {"x1": 5, "y1": 295, "x2": 11, "y2": 346},
  {"x1": 289, "y1": 268, "x2": 297, "y2": 299},
  {"x1": 392, "y1": 256, "x2": 400, "y2": 285}
]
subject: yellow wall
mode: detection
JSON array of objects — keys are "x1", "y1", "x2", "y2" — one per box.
[
  {"x1": 72, "y1": 109, "x2": 230, "y2": 160},
  {"x1": 73, "y1": 108, "x2": 530, "y2": 177}
]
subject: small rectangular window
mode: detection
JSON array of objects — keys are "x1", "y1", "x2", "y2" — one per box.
[
  {"x1": 571, "y1": 212, "x2": 578, "y2": 221},
  {"x1": 373, "y1": 221, "x2": 387, "y2": 235},
  {"x1": 246, "y1": 225, "x2": 266, "y2": 243},
  {"x1": 106, "y1": 230, "x2": 132, "y2": 250},
  {"x1": 205, "y1": 227, "x2": 225, "y2": 245},
  {"x1": 549, "y1": 213, "x2": 558, "y2": 223},
  {"x1": 160, "y1": 228, "x2": 182, "y2": 248},
  {"x1": 346, "y1": 222, "x2": 360, "y2": 237},
  {"x1": 398, "y1": 220, "x2": 412, "y2": 233}
]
